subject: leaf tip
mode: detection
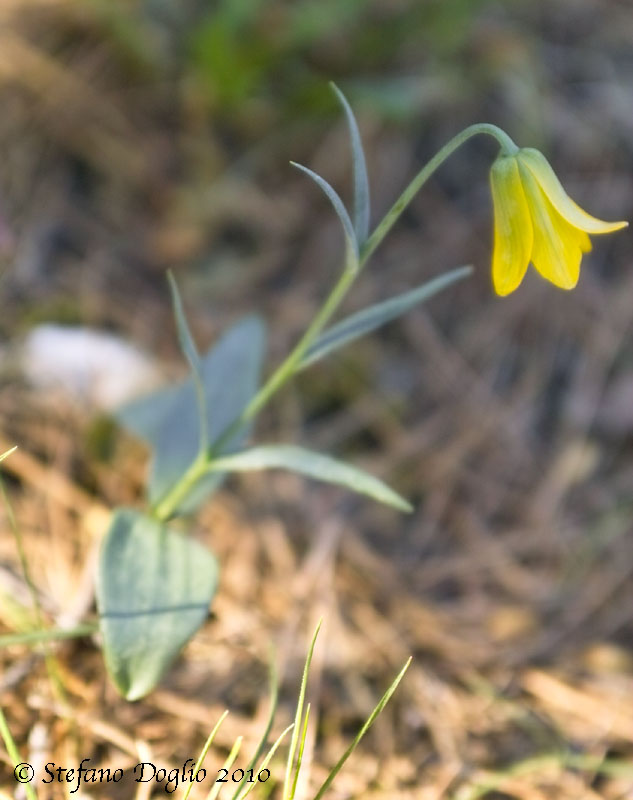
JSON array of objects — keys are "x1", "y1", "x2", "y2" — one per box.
[
  {"x1": 329, "y1": 80, "x2": 343, "y2": 98},
  {"x1": 0, "y1": 445, "x2": 18, "y2": 463}
]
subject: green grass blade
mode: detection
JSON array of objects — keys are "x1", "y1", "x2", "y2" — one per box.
[
  {"x1": 1, "y1": 472, "x2": 69, "y2": 702},
  {"x1": 283, "y1": 620, "x2": 321, "y2": 800},
  {"x1": 236, "y1": 723, "x2": 294, "y2": 800},
  {"x1": 301, "y1": 266, "x2": 472, "y2": 369},
  {"x1": 207, "y1": 446, "x2": 412, "y2": 512},
  {"x1": 183, "y1": 710, "x2": 229, "y2": 800},
  {"x1": 288, "y1": 703, "x2": 311, "y2": 800},
  {"x1": 207, "y1": 736, "x2": 243, "y2": 800},
  {"x1": 330, "y1": 83, "x2": 370, "y2": 244},
  {"x1": 0, "y1": 705, "x2": 38, "y2": 800},
  {"x1": 0, "y1": 622, "x2": 98, "y2": 648},
  {"x1": 0, "y1": 445, "x2": 17, "y2": 463},
  {"x1": 230, "y1": 652, "x2": 279, "y2": 800},
  {"x1": 312, "y1": 657, "x2": 412, "y2": 800}
]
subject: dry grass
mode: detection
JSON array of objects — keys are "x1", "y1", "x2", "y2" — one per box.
[{"x1": 1, "y1": 1, "x2": 632, "y2": 798}]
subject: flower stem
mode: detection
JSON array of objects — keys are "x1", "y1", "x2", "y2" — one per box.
[
  {"x1": 361, "y1": 123, "x2": 517, "y2": 264},
  {"x1": 215, "y1": 257, "x2": 357, "y2": 449},
  {"x1": 151, "y1": 122, "x2": 517, "y2": 521}
]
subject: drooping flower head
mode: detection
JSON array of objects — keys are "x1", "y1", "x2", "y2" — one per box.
[{"x1": 490, "y1": 147, "x2": 627, "y2": 296}]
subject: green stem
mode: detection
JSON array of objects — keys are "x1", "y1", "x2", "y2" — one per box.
[
  {"x1": 216, "y1": 258, "x2": 358, "y2": 448},
  {"x1": 151, "y1": 449, "x2": 208, "y2": 521},
  {"x1": 361, "y1": 123, "x2": 517, "y2": 264},
  {"x1": 151, "y1": 122, "x2": 517, "y2": 521}
]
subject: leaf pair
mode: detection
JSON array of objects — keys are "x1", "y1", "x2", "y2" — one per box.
[{"x1": 291, "y1": 82, "x2": 370, "y2": 272}]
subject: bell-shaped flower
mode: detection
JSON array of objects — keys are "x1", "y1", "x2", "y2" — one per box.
[{"x1": 490, "y1": 147, "x2": 627, "y2": 296}]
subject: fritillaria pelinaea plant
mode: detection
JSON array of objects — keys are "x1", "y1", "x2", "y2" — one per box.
[
  {"x1": 94, "y1": 88, "x2": 627, "y2": 700},
  {"x1": 4, "y1": 86, "x2": 624, "y2": 700}
]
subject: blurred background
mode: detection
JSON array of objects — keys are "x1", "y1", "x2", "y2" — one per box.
[{"x1": 1, "y1": 0, "x2": 632, "y2": 797}]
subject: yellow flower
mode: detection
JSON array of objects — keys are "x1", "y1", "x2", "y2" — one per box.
[{"x1": 490, "y1": 147, "x2": 627, "y2": 296}]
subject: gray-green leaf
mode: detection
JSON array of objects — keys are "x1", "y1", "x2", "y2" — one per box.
[
  {"x1": 330, "y1": 82, "x2": 370, "y2": 244},
  {"x1": 301, "y1": 266, "x2": 472, "y2": 369},
  {"x1": 116, "y1": 315, "x2": 266, "y2": 513},
  {"x1": 167, "y1": 272, "x2": 208, "y2": 451},
  {"x1": 290, "y1": 162, "x2": 359, "y2": 269},
  {"x1": 167, "y1": 271, "x2": 202, "y2": 378},
  {"x1": 207, "y1": 445, "x2": 412, "y2": 512},
  {"x1": 97, "y1": 508, "x2": 219, "y2": 700}
]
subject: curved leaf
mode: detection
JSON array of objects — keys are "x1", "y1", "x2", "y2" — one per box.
[
  {"x1": 208, "y1": 445, "x2": 412, "y2": 512},
  {"x1": 301, "y1": 266, "x2": 472, "y2": 369},
  {"x1": 291, "y1": 162, "x2": 358, "y2": 268}
]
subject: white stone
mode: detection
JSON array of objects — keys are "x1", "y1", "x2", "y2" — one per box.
[{"x1": 20, "y1": 324, "x2": 162, "y2": 411}]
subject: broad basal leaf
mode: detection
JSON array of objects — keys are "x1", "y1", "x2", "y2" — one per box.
[
  {"x1": 97, "y1": 508, "x2": 219, "y2": 700},
  {"x1": 116, "y1": 315, "x2": 266, "y2": 513}
]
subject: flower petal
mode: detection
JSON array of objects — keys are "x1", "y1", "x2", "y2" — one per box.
[
  {"x1": 519, "y1": 162, "x2": 586, "y2": 290},
  {"x1": 490, "y1": 156, "x2": 533, "y2": 296},
  {"x1": 518, "y1": 148, "x2": 628, "y2": 234},
  {"x1": 578, "y1": 230, "x2": 592, "y2": 253}
]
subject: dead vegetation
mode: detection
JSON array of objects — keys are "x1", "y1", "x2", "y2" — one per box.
[{"x1": 1, "y1": 1, "x2": 632, "y2": 798}]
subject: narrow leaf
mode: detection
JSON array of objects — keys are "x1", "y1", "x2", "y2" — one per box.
[
  {"x1": 230, "y1": 653, "x2": 278, "y2": 800},
  {"x1": 183, "y1": 710, "x2": 229, "y2": 800},
  {"x1": 283, "y1": 620, "x2": 321, "y2": 800},
  {"x1": 167, "y1": 271, "x2": 202, "y2": 376},
  {"x1": 97, "y1": 508, "x2": 219, "y2": 700},
  {"x1": 0, "y1": 706, "x2": 38, "y2": 800},
  {"x1": 312, "y1": 657, "x2": 412, "y2": 800},
  {"x1": 208, "y1": 445, "x2": 412, "y2": 512},
  {"x1": 301, "y1": 266, "x2": 472, "y2": 369},
  {"x1": 208, "y1": 737, "x2": 243, "y2": 800},
  {"x1": 237, "y1": 724, "x2": 294, "y2": 800},
  {"x1": 291, "y1": 162, "x2": 359, "y2": 267},
  {"x1": 289, "y1": 703, "x2": 311, "y2": 800},
  {"x1": 330, "y1": 82, "x2": 370, "y2": 243},
  {"x1": 167, "y1": 271, "x2": 208, "y2": 451}
]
